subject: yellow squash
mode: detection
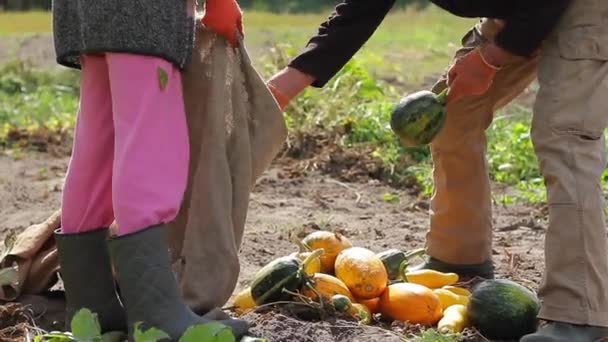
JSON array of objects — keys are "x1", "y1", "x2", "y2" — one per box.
[
  {"x1": 289, "y1": 251, "x2": 322, "y2": 276},
  {"x1": 302, "y1": 273, "x2": 354, "y2": 302},
  {"x1": 433, "y1": 288, "x2": 470, "y2": 310},
  {"x1": 442, "y1": 285, "x2": 472, "y2": 297},
  {"x1": 379, "y1": 282, "x2": 443, "y2": 326},
  {"x1": 357, "y1": 297, "x2": 381, "y2": 314},
  {"x1": 232, "y1": 287, "x2": 256, "y2": 314},
  {"x1": 334, "y1": 247, "x2": 388, "y2": 299},
  {"x1": 437, "y1": 304, "x2": 469, "y2": 334},
  {"x1": 403, "y1": 269, "x2": 459, "y2": 289},
  {"x1": 301, "y1": 231, "x2": 353, "y2": 274}
]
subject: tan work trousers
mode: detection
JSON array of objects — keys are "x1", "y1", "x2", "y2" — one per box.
[{"x1": 428, "y1": 0, "x2": 608, "y2": 326}]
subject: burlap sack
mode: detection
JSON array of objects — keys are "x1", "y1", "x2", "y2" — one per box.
[{"x1": 0, "y1": 24, "x2": 287, "y2": 313}]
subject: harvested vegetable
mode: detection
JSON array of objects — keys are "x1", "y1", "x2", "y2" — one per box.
[
  {"x1": 442, "y1": 285, "x2": 472, "y2": 297},
  {"x1": 356, "y1": 297, "x2": 381, "y2": 314},
  {"x1": 331, "y1": 294, "x2": 353, "y2": 313},
  {"x1": 251, "y1": 249, "x2": 323, "y2": 305},
  {"x1": 403, "y1": 269, "x2": 459, "y2": 289},
  {"x1": 301, "y1": 231, "x2": 353, "y2": 274},
  {"x1": 289, "y1": 250, "x2": 322, "y2": 276},
  {"x1": 433, "y1": 288, "x2": 469, "y2": 310},
  {"x1": 349, "y1": 303, "x2": 372, "y2": 325},
  {"x1": 379, "y1": 282, "x2": 442, "y2": 326},
  {"x1": 390, "y1": 88, "x2": 448, "y2": 147},
  {"x1": 232, "y1": 287, "x2": 256, "y2": 314},
  {"x1": 376, "y1": 248, "x2": 425, "y2": 280},
  {"x1": 302, "y1": 273, "x2": 354, "y2": 302},
  {"x1": 335, "y1": 247, "x2": 388, "y2": 299},
  {"x1": 437, "y1": 304, "x2": 469, "y2": 334},
  {"x1": 467, "y1": 279, "x2": 540, "y2": 340}
]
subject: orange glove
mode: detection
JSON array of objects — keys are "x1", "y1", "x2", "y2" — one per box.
[
  {"x1": 446, "y1": 47, "x2": 500, "y2": 103},
  {"x1": 201, "y1": 0, "x2": 243, "y2": 47}
]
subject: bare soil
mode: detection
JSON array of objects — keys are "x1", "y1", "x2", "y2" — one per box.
[
  {"x1": 0, "y1": 132, "x2": 549, "y2": 342},
  {"x1": 0, "y1": 34, "x2": 550, "y2": 342}
]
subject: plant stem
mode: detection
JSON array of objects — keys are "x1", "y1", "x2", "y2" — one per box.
[
  {"x1": 302, "y1": 248, "x2": 324, "y2": 267},
  {"x1": 436, "y1": 88, "x2": 449, "y2": 105}
]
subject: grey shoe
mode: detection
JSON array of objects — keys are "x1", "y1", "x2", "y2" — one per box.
[
  {"x1": 108, "y1": 225, "x2": 249, "y2": 341},
  {"x1": 55, "y1": 228, "x2": 127, "y2": 333},
  {"x1": 520, "y1": 321, "x2": 608, "y2": 342},
  {"x1": 408, "y1": 257, "x2": 495, "y2": 281}
]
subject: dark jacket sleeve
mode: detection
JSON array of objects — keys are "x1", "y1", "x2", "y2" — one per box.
[
  {"x1": 430, "y1": 0, "x2": 572, "y2": 57},
  {"x1": 288, "y1": 0, "x2": 396, "y2": 88}
]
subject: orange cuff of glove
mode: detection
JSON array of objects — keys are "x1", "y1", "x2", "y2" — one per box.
[
  {"x1": 267, "y1": 83, "x2": 291, "y2": 110},
  {"x1": 477, "y1": 48, "x2": 501, "y2": 71}
]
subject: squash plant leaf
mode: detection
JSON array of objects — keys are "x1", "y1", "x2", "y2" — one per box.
[
  {"x1": 71, "y1": 308, "x2": 102, "y2": 341},
  {"x1": 179, "y1": 322, "x2": 235, "y2": 342},
  {"x1": 158, "y1": 67, "x2": 169, "y2": 91},
  {"x1": 132, "y1": 323, "x2": 170, "y2": 342}
]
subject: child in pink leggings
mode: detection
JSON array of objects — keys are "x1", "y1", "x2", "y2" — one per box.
[{"x1": 51, "y1": 0, "x2": 248, "y2": 340}]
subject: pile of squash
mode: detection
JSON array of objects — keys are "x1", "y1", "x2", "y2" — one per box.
[{"x1": 231, "y1": 230, "x2": 471, "y2": 334}]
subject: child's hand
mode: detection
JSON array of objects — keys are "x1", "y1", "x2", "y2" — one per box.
[
  {"x1": 267, "y1": 67, "x2": 315, "y2": 110},
  {"x1": 202, "y1": 0, "x2": 243, "y2": 47}
]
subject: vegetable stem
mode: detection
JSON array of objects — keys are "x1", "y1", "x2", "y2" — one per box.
[
  {"x1": 436, "y1": 88, "x2": 449, "y2": 105},
  {"x1": 302, "y1": 248, "x2": 324, "y2": 267}
]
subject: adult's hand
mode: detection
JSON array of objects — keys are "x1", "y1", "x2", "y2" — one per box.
[
  {"x1": 446, "y1": 46, "x2": 502, "y2": 103},
  {"x1": 267, "y1": 67, "x2": 315, "y2": 110},
  {"x1": 201, "y1": 0, "x2": 243, "y2": 47}
]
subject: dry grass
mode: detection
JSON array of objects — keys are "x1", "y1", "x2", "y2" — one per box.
[{"x1": 0, "y1": 11, "x2": 51, "y2": 35}]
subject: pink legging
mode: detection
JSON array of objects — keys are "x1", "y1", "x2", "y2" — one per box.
[{"x1": 60, "y1": 53, "x2": 189, "y2": 236}]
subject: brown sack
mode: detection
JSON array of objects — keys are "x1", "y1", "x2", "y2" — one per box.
[{"x1": 0, "y1": 24, "x2": 287, "y2": 313}]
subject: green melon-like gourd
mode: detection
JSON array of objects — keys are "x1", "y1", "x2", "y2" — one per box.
[
  {"x1": 251, "y1": 249, "x2": 324, "y2": 305},
  {"x1": 331, "y1": 294, "x2": 353, "y2": 313},
  {"x1": 467, "y1": 279, "x2": 540, "y2": 340},
  {"x1": 376, "y1": 248, "x2": 426, "y2": 280},
  {"x1": 390, "y1": 88, "x2": 448, "y2": 147}
]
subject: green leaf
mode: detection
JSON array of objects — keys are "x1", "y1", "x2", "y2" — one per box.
[
  {"x1": 133, "y1": 323, "x2": 170, "y2": 342},
  {"x1": 179, "y1": 322, "x2": 235, "y2": 342},
  {"x1": 157, "y1": 67, "x2": 168, "y2": 91},
  {"x1": 70, "y1": 308, "x2": 102, "y2": 341}
]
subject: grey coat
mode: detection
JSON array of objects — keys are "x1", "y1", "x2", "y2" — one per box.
[{"x1": 52, "y1": 0, "x2": 197, "y2": 70}]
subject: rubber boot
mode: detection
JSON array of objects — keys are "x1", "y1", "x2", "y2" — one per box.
[
  {"x1": 409, "y1": 257, "x2": 495, "y2": 281},
  {"x1": 108, "y1": 224, "x2": 249, "y2": 341},
  {"x1": 54, "y1": 228, "x2": 127, "y2": 333},
  {"x1": 520, "y1": 321, "x2": 608, "y2": 342}
]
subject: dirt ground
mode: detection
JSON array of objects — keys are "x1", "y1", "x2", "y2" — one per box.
[
  {"x1": 0, "y1": 34, "x2": 550, "y2": 342},
  {"x1": 0, "y1": 133, "x2": 549, "y2": 341}
]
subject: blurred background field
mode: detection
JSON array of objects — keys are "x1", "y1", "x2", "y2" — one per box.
[{"x1": 0, "y1": 8, "x2": 555, "y2": 203}]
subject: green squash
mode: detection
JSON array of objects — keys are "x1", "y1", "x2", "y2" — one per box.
[
  {"x1": 331, "y1": 294, "x2": 353, "y2": 313},
  {"x1": 390, "y1": 88, "x2": 448, "y2": 147},
  {"x1": 467, "y1": 279, "x2": 540, "y2": 340},
  {"x1": 376, "y1": 248, "x2": 426, "y2": 280},
  {"x1": 251, "y1": 249, "x2": 323, "y2": 305}
]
